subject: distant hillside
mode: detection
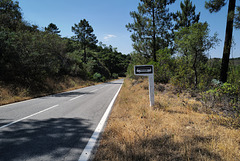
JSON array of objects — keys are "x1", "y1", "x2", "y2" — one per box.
[
  {"x1": 210, "y1": 57, "x2": 240, "y2": 66},
  {"x1": 230, "y1": 57, "x2": 240, "y2": 66}
]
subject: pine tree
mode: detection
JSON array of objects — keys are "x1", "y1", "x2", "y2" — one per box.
[
  {"x1": 173, "y1": 0, "x2": 200, "y2": 29},
  {"x1": 45, "y1": 23, "x2": 61, "y2": 35},
  {"x1": 126, "y1": 0, "x2": 176, "y2": 62},
  {"x1": 235, "y1": 6, "x2": 240, "y2": 28},
  {"x1": 72, "y1": 19, "x2": 98, "y2": 63},
  {"x1": 205, "y1": 0, "x2": 237, "y2": 83}
]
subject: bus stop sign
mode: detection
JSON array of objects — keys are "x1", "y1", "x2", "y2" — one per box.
[
  {"x1": 134, "y1": 65, "x2": 154, "y2": 107},
  {"x1": 134, "y1": 65, "x2": 153, "y2": 76}
]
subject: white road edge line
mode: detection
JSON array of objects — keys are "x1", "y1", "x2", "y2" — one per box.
[
  {"x1": 78, "y1": 83, "x2": 123, "y2": 161},
  {"x1": 0, "y1": 104, "x2": 59, "y2": 129},
  {"x1": 69, "y1": 95, "x2": 85, "y2": 101}
]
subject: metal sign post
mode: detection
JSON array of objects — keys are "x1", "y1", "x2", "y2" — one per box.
[{"x1": 134, "y1": 65, "x2": 154, "y2": 107}]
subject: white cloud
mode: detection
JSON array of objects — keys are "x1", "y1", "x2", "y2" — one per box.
[{"x1": 104, "y1": 34, "x2": 117, "y2": 41}]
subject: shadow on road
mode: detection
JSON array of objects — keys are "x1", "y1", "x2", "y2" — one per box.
[
  {"x1": 50, "y1": 91, "x2": 92, "y2": 97},
  {"x1": 104, "y1": 82, "x2": 123, "y2": 85},
  {"x1": 0, "y1": 118, "x2": 93, "y2": 160}
]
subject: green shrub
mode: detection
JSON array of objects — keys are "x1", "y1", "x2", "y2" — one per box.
[
  {"x1": 101, "y1": 76, "x2": 106, "y2": 82},
  {"x1": 228, "y1": 65, "x2": 240, "y2": 87},
  {"x1": 170, "y1": 56, "x2": 195, "y2": 89},
  {"x1": 126, "y1": 63, "x2": 136, "y2": 79},
  {"x1": 93, "y1": 72, "x2": 102, "y2": 82},
  {"x1": 112, "y1": 73, "x2": 118, "y2": 79},
  {"x1": 147, "y1": 48, "x2": 175, "y2": 83},
  {"x1": 201, "y1": 82, "x2": 240, "y2": 115}
]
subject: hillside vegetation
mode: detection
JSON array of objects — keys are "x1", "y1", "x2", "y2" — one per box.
[{"x1": 0, "y1": 0, "x2": 130, "y2": 104}]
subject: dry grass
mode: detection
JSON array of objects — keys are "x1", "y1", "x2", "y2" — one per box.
[
  {"x1": 94, "y1": 78, "x2": 240, "y2": 161},
  {"x1": 0, "y1": 76, "x2": 97, "y2": 106},
  {"x1": 0, "y1": 85, "x2": 31, "y2": 105}
]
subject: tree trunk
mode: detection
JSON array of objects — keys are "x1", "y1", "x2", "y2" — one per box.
[
  {"x1": 220, "y1": 0, "x2": 236, "y2": 83},
  {"x1": 83, "y1": 46, "x2": 87, "y2": 63},
  {"x1": 152, "y1": 3, "x2": 157, "y2": 62},
  {"x1": 193, "y1": 52, "x2": 198, "y2": 89}
]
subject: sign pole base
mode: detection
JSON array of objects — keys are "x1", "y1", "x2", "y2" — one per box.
[{"x1": 149, "y1": 75, "x2": 154, "y2": 107}]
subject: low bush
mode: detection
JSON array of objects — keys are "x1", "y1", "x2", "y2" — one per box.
[
  {"x1": 112, "y1": 73, "x2": 118, "y2": 79},
  {"x1": 201, "y1": 81, "x2": 240, "y2": 117},
  {"x1": 93, "y1": 72, "x2": 102, "y2": 82}
]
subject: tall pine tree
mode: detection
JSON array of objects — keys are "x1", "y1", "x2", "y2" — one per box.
[
  {"x1": 205, "y1": 0, "x2": 237, "y2": 83},
  {"x1": 126, "y1": 0, "x2": 176, "y2": 62},
  {"x1": 72, "y1": 19, "x2": 98, "y2": 63}
]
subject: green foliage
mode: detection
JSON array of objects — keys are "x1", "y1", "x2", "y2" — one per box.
[
  {"x1": 93, "y1": 73, "x2": 102, "y2": 82},
  {"x1": 126, "y1": 52, "x2": 148, "y2": 79},
  {"x1": 174, "y1": 22, "x2": 219, "y2": 89},
  {"x1": 228, "y1": 64, "x2": 240, "y2": 86},
  {"x1": 235, "y1": 6, "x2": 240, "y2": 29},
  {"x1": 205, "y1": 0, "x2": 226, "y2": 13},
  {"x1": 0, "y1": 0, "x2": 130, "y2": 92},
  {"x1": 171, "y1": 56, "x2": 195, "y2": 89},
  {"x1": 0, "y1": 0, "x2": 22, "y2": 30},
  {"x1": 0, "y1": 29, "x2": 66, "y2": 83},
  {"x1": 45, "y1": 23, "x2": 61, "y2": 35},
  {"x1": 148, "y1": 48, "x2": 175, "y2": 83},
  {"x1": 63, "y1": 50, "x2": 86, "y2": 77},
  {"x1": 72, "y1": 19, "x2": 98, "y2": 62},
  {"x1": 112, "y1": 73, "x2": 119, "y2": 79},
  {"x1": 201, "y1": 82, "x2": 239, "y2": 114},
  {"x1": 126, "y1": 63, "x2": 136, "y2": 79},
  {"x1": 173, "y1": 0, "x2": 200, "y2": 29},
  {"x1": 220, "y1": 83, "x2": 238, "y2": 95},
  {"x1": 72, "y1": 19, "x2": 97, "y2": 46},
  {"x1": 84, "y1": 55, "x2": 111, "y2": 80},
  {"x1": 126, "y1": 0, "x2": 176, "y2": 61}
]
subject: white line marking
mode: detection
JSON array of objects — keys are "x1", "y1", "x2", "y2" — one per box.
[
  {"x1": 69, "y1": 95, "x2": 85, "y2": 101},
  {"x1": 90, "y1": 89, "x2": 98, "y2": 93},
  {"x1": 0, "y1": 104, "x2": 59, "y2": 129},
  {"x1": 78, "y1": 83, "x2": 123, "y2": 161}
]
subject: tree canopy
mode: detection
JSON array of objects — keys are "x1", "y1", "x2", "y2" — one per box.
[
  {"x1": 175, "y1": 22, "x2": 219, "y2": 88},
  {"x1": 45, "y1": 23, "x2": 61, "y2": 35},
  {"x1": 0, "y1": 0, "x2": 22, "y2": 30},
  {"x1": 72, "y1": 19, "x2": 98, "y2": 63},
  {"x1": 173, "y1": 0, "x2": 200, "y2": 29},
  {"x1": 126, "y1": 0, "x2": 176, "y2": 62},
  {"x1": 0, "y1": 0, "x2": 130, "y2": 91}
]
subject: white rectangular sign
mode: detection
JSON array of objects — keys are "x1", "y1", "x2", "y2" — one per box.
[
  {"x1": 134, "y1": 65, "x2": 154, "y2": 76},
  {"x1": 134, "y1": 65, "x2": 154, "y2": 107}
]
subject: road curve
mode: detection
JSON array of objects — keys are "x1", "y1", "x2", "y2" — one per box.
[{"x1": 0, "y1": 79, "x2": 123, "y2": 161}]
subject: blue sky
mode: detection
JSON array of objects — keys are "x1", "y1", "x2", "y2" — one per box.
[{"x1": 18, "y1": 0, "x2": 240, "y2": 58}]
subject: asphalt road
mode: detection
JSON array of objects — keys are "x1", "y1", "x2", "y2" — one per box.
[{"x1": 0, "y1": 79, "x2": 123, "y2": 161}]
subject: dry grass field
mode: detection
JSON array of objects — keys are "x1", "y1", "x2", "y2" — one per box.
[{"x1": 94, "y1": 78, "x2": 240, "y2": 161}]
